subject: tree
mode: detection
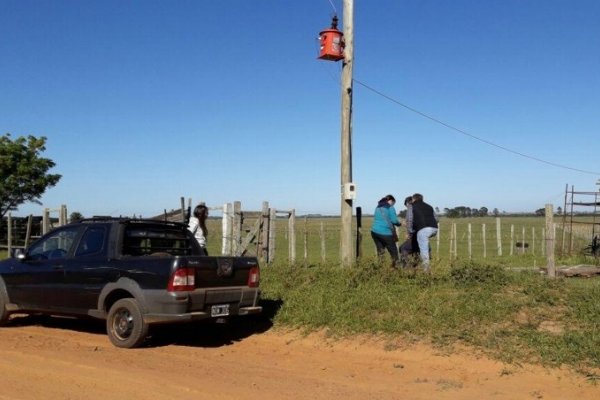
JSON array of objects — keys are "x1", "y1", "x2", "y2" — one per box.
[
  {"x1": 70, "y1": 211, "x2": 84, "y2": 223},
  {"x1": 535, "y1": 208, "x2": 545, "y2": 216},
  {"x1": 0, "y1": 134, "x2": 62, "y2": 218},
  {"x1": 493, "y1": 208, "x2": 499, "y2": 217},
  {"x1": 479, "y1": 207, "x2": 488, "y2": 217},
  {"x1": 557, "y1": 206, "x2": 562, "y2": 215},
  {"x1": 446, "y1": 209, "x2": 460, "y2": 218}
]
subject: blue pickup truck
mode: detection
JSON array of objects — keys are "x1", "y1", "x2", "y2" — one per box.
[{"x1": 0, "y1": 217, "x2": 262, "y2": 348}]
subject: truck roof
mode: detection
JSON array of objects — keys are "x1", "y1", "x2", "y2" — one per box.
[{"x1": 77, "y1": 217, "x2": 188, "y2": 229}]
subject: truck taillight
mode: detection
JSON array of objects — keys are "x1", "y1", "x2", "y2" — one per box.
[
  {"x1": 247, "y1": 266, "x2": 260, "y2": 288},
  {"x1": 168, "y1": 268, "x2": 196, "y2": 291}
]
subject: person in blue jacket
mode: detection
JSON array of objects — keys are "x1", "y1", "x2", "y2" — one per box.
[{"x1": 370, "y1": 194, "x2": 401, "y2": 268}]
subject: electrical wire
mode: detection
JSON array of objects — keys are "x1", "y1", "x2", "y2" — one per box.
[
  {"x1": 327, "y1": 0, "x2": 337, "y2": 14},
  {"x1": 353, "y1": 78, "x2": 600, "y2": 176}
]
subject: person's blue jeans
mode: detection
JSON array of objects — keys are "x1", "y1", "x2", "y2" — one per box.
[{"x1": 416, "y1": 227, "x2": 438, "y2": 271}]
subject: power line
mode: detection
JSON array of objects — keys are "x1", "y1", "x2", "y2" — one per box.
[
  {"x1": 353, "y1": 78, "x2": 600, "y2": 176},
  {"x1": 326, "y1": 0, "x2": 337, "y2": 14}
]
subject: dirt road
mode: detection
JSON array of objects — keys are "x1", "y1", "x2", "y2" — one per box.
[{"x1": 0, "y1": 315, "x2": 597, "y2": 400}]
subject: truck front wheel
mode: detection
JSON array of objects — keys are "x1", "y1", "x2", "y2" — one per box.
[{"x1": 106, "y1": 298, "x2": 148, "y2": 348}]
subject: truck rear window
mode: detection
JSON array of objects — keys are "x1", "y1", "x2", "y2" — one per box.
[{"x1": 122, "y1": 226, "x2": 195, "y2": 256}]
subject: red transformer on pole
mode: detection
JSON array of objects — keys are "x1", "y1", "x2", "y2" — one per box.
[{"x1": 317, "y1": 15, "x2": 344, "y2": 61}]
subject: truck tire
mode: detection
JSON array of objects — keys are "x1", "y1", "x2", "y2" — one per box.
[
  {"x1": 106, "y1": 298, "x2": 148, "y2": 348},
  {"x1": 0, "y1": 278, "x2": 10, "y2": 326},
  {"x1": 0, "y1": 284, "x2": 9, "y2": 326}
]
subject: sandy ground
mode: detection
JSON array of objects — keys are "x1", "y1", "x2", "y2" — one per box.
[{"x1": 0, "y1": 314, "x2": 598, "y2": 400}]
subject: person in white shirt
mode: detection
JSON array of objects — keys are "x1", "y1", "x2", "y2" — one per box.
[{"x1": 188, "y1": 203, "x2": 209, "y2": 255}]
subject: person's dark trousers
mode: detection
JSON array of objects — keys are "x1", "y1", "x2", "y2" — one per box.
[
  {"x1": 400, "y1": 235, "x2": 420, "y2": 268},
  {"x1": 399, "y1": 238, "x2": 412, "y2": 267},
  {"x1": 371, "y1": 231, "x2": 399, "y2": 267}
]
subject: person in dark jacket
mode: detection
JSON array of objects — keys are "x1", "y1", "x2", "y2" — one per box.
[
  {"x1": 411, "y1": 193, "x2": 438, "y2": 272},
  {"x1": 399, "y1": 196, "x2": 419, "y2": 268},
  {"x1": 370, "y1": 194, "x2": 401, "y2": 268}
]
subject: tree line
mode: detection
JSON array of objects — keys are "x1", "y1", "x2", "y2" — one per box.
[{"x1": 441, "y1": 206, "x2": 564, "y2": 218}]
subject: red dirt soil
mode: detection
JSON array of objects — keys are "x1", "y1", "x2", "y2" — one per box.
[{"x1": 0, "y1": 316, "x2": 597, "y2": 400}]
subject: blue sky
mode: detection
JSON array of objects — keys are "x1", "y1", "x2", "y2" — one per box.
[{"x1": 2, "y1": 0, "x2": 599, "y2": 217}]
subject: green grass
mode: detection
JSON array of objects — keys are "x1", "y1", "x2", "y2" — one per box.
[{"x1": 260, "y1": 258, "x2": 600, "y2": 371}]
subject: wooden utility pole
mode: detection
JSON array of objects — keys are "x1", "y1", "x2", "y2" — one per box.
[{"x1": 340, "y1": 0, "x2": 354, "y2": 266}]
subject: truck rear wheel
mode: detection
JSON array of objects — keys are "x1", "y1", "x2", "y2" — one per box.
[{"x1": 106, "y1": 298, "x2": 148, "y2": 348}]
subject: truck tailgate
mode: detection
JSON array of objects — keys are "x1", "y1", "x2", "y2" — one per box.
[{"x1": 187, "y1": 256, "x2": 259, "y2": 287}]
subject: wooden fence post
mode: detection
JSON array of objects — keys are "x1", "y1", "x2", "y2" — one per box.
[
  {"x1": 545, "y1": 204, "x2": 556, "y2": 278},
  {"x1": 260, "y1": 202, "x2": 270, "y2": 263},
  {"x1": 268, "y1": 207, "x2": 276, "y2": 264},
  {"x1": 222, "y1": 203, "x2": 233, "y2": 255},
  {"x1": 303, "y1": 216, "x2": 308, "y2": 265},
  {"x1": 450, "y1": 222, "x2": 458, "y2": 259},
  {"x1": 467, "y1": 223, "x2": 472, "y2": 260},
  {"x1": 288, "y1": 208, "x2": 296, "y2": 265},
  {"x1": 510, "y1": 225, "x2": 514, "y2": 256},
  {"x1": 496, "y1": 217, "x2": 502, "y2": 256},
  {"x1": 454, "y1": 223, "x2": 458, "y2": 257},
  {"x1": 232, "y1": 201, "x2": 242, "y2": 256},
  {"x1": 180, "y1": 197, "x2": 186, "y2": 223},
  {"x1": 59, "y1": 204, "x2": 67, "y2": 226},
  {"x1": 532, "y1": 227, "x2": 536, "y2": 255},
  {"x1": 42, "y1": 208, "x2": 50, "y2": 235},
  {"x1": 449, "y1": 223, "x2": 454, "y2": 258},
  {"x1": 356, "y1": 207, "x2": 362, "y2": 260},
  {"x1": 320, "y1": 221, "x2": 326, "y2": 262},
  {"x1": 560, "y1": 220, "x2": 566, "y2": 256},
  {"x1": 24, "y1": 215, "x2": 33, "y2": 248},
  {"x1": 522, "y1": 226, "x2": 526, "y2": 255},
  {"x1": 570, "y1": 223, "x2": 575, "y2": 255},
  {"x1": 482, "y1": 223, "x2": 487, "y2": 258}
]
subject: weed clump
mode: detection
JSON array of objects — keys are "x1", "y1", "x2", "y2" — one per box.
[{"x1": 449, "y1": 261, "x2": 510, "y2": 287}]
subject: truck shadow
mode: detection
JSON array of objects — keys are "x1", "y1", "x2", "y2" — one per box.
[
  {"x1": 4, "y1": 299, "x2": 284, "y2": 349},
  {"x1": 7, "y1": 314, "x2": 106, "y2": 334},
  {"x1": 149, "y1": 298, "x2": 284, "y2": 348}
]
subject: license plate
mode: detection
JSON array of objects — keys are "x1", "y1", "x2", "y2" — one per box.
[{"x1": 211, "y1": 304, "x2": 229, "y2": 317}]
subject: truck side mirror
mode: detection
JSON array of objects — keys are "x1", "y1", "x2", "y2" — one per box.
[{"x1": 12, "y1": 248, "x2": 26, "y2": 261}]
